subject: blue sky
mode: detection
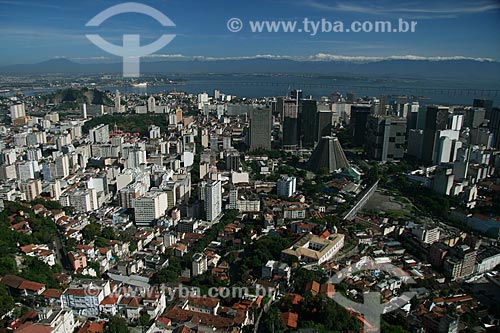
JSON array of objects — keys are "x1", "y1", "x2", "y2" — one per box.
[{"x1": 0, "y1": 0, "x2": 499, "y2": 65}]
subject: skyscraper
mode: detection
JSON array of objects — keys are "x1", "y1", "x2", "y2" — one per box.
[
  {"x1": 133, "y1": 192, "x2": 168, "y2": 226},
  {"x1": 277, "y1": 176, "x2": 296, "y2": 198},
  {"x1": 82, "y1": 103, "x2": 87, "y2": 119},
  {"x1": 249, "y1": 108, "x2": 272, "y2": 151},
  {"x1": 421, "y1": 105, "x2": 449, "y2": 163},
  {"x1": 350, "y1": 104, "x2": 372, "y2": 146},
  {"x1": 114, "y1": 90, "x2": 121, "y2": 113},
  {"x1": 89, "y1": 124, "x2": 110, "y2": 144},
  {"x1": 282, "y1": 99, "x2": 299, "y2": 149},
  {"x1": 316, "y1": 110, "x2": 333, "y2": 143},
  {"x1": 473, "y1": 98, "x2": 493, "y2": 118},
  {"x1": 364, "y1": 115, "x2": 407, "y2": 161},
  {"x1": 490, "y1": 107, "x2": 500, "y2": 149},
  {"x1": 10, "y1": 103, "x2": 26, "y2": 120},
  {"x1": 299, "y1": 99, "x2": 317, "y2": 148},
  {"x1": 205, "y1": 180, "x2": 222, "y2": 222}
]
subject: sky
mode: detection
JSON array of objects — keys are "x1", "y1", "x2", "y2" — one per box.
[{"x1": 0, "y1": 0, "x2": 499, "y2": 65}]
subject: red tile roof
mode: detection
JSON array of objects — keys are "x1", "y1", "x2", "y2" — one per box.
[
  {"x1": 281, "y1": 311, "x2": 298, "y2": 328},
  {"x1": 77, "y1": 321, "x2": 105, "y2": 333},
  {"x1": 42, "y1": 288, "x2": 62, "y2": 299}
]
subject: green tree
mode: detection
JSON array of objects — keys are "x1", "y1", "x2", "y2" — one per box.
[
  {"x1": 139, "y1": 313, "x2": 151, "y2": 326},
  {"x1": 82, "y1": 223, "x2": 101, "y2": 241},
  {"x1": 0, "y1": 256, "x2": 17, "y2": 276},
  {"x1": 102, "y1": 226, "x2": 117, "y2": 240},
  {"x1": 108, "y1": 315, "x2": 130, "y2": 333},
  {"x1": 0, "y1": 284, "x2": 14, "y2": 316},
  {"x1": 262, "y1": 306, "x2": 285, "y2": 333}
]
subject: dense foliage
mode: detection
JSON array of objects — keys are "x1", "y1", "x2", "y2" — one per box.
[{"x1": 82, "y1": 114, "x2": 168, "y2": 136}]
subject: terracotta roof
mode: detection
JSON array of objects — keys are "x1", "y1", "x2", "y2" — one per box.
[
  {"x1": 305, "y1": 281, "x2": 321, "y2": 296},
  {"x1": 284, "y1": 293, "x2": 303, "y2": 305},
  {"x1": 281, "y1": 311, "x2": 298, "y2": 329},
  {"x1": 165, "y1": 306, "x2": 243, "y2": 329},
  {"x1": 77, "y1": 321, "x2": 104, "y2": 333},
  {"x1": 64, "y1": 288, "x2": 97, "y2": 297},
  {"x1": 320, "y1": 283, "x2": 335, "y2": 298},
  {"x1": 19, "y1": 244, "x2": 36, "y2": 253},
  {"x1": 119, "y1": 296, "x2": 141, "y2": 307},
  {"x1": 18, "y1": 280, "x2": 45, "y2": 292},
  {"x1": 14, "y1": 323, "x2": 52, "y2": 333},
  {"x1": 100, "y1": 294, "x2": 120, "y2": 305},
  {"x1": 1, "y1": 274, "x2": 25, "y2": 288},
  {"x1": 42, "y1": 288, "x2": 62, "y2": 299},
  {"x1": 188, "y1": 296, "x2": 219, "y2": 309}
]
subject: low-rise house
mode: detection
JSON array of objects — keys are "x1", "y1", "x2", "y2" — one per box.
[
  {"x1": 41, "y1": 289, "x2": 63, "y2": 306},
  {"x1": 281, "y1": 233, "x2": 345, "y2": 265},
  {"x1": 20, "y1": 244, "x2": 56, "y2": 266},
  {"x1": 68, "y1": 251, "x2": 87, "y2": 272},
  {"x1": 1, "y1": 274, "x2": 45, "y2": 297}
]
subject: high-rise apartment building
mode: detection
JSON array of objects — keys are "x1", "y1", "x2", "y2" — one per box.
[
  {"x1": 89, "y1": 124, "x2": 110, "y2": 144},
  {"x1": 10, "y1": 103, "x2": 26, "y2": 120},
  {"x1": 277, "y1": 176, "x2": 297, "y2": 198},
  {"x1": 249, "y1": 108, "x2": 272, "y2": 151},
  {"x1": 204, "y1": 180, "x2": 222, "y2": 222},
  {"x1": 133, "y1": 192, "x2": 168, "y2": 226}
]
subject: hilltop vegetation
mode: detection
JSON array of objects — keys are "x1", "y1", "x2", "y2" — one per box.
[
  {"x1": 82, "y1": 114, "x2": 168, "y2": 136},
  {"x1": 42, "y1": 87, "x2": 112, "y2": 110}
]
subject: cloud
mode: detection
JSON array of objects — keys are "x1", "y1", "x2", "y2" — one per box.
[
  {"x1": 0, "y1": 0, "x2": 63, "y2": 10},
  {"x1": 305, "y1": 0, "x2": 500, "y2": 18},
  {"x1": 308, "y1": 53, "x2": 496, "y2": 62},
  {"x1": 144, "y1": 53, "x2": 497, "y2": 63}
]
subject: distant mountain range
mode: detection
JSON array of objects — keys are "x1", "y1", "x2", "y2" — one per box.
[{"x1": 1, "y1": 57, "x2": 500, "y2": 81}]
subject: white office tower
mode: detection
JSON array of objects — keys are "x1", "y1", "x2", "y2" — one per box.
[
  {"x1": 49, "y1": 180, "x2": 62, "y2": 200},
  {"x1": 205, "y1": 180, "x2": 222, "y2": 222},
  {"x1": 228, "y1": 187, "x2": 238, "y2": 209},
  {"x1": 433, "y1": 129, "x2": 461, "y2": 164},
  {"x1": 2, "y1": 149, "x2": 17, "y2": 165},
  {"x1": 277, "y1": 176, "x2": 297, "y2": 198},
  {"x1": 147, "y1": 96, "x2": 156, "y2": 113},
  {"x1": 20, "y1": 179, "x2": 42, "y2": 201},
  {"x1": 197, "y1": 92, "x2": 209, "y2": 110},
  {"x1": 449, "y1": 114, "x2": 463, "y2": 131},
  {"x1": 55, "y1": 154, "x2": 70, "y2": 178},
  {"x1": 133, "y1": 191, "x2": 168, "y2": 226},
  {"x1": 26, "y1": 148, "x2": 42, "y2": 161},
  {"x1": 69, "y1": 188, "x2": 98, "y2": 212},
  {"x1": 10, "y1": 103, "x2": 26, "y2": 120},
  {"x1": 395, "y1": 102, "x2": 409, "y2": 118},
  {"x1": 16, "y1": 161, "x2": 36, "y2": 181},
  {"x1": 216, "y1": 104, "x2": 225, "y2": 119},
  {"x1": 149, "y1": 125, "x2": 161, "y2": 139},
  {"x1": 214, "y1": 89, "x2": 220, "y2": 100},
  {"x1": 89, "y1": 124, "x2": 110, "y2": 144},
  {"x1": 82, "y1": 103, "x2": 87, "y2": 119},
  {"x1": 192, "y1": 253, "x2": 208, "y2": 277},
  {"x1": 0, "y1": 165, "x2": 17, "y2": 180},
  {"x1": 412, "y1": 225, "x2": 440, "y2": 244},
  {"x1": 114, "y1": 90, "x2": 121, "y2": 114},
  {"x1": 126, "y1": 148, "x2": 147, "y2": 169},
  {"x1": 168, "y1": 113, "x2": 178, "y2": 125},
  {"x1": 14, "y1": 133, "x2": 28, "y2": 147}
]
